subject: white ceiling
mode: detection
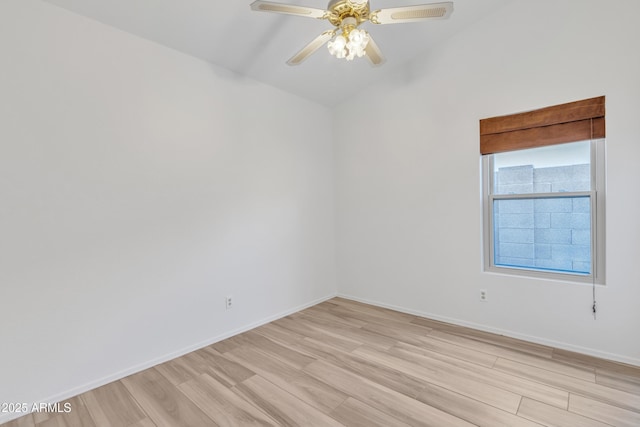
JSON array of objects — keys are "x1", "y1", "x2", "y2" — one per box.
[{"x1": 42, "y1": 0, "x2": 513, "y2": 107}]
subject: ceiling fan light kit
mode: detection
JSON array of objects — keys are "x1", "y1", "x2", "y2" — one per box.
[
  {"x1": 250, "y1": 0, "x2": 453, "y2": 66},
  {"x1": 327, "y1": 17, "x2": 370, "y2": 60}
]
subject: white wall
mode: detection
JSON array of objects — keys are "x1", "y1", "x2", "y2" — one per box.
[
  {"x1": 0, "y1": 0, "x2": 336, "y2": 419},
  {"x1": 334, "y1": 0, "x2": 640, "y2": 365}
]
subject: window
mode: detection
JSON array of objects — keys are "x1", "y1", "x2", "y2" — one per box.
[{"x1": 481, "y1": 97, "x2": 605, "y2": 283}]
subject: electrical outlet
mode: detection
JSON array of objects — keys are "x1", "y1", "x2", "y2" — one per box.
[
  {"x1": 480, "y1": 289, "x2": 488, "y2": 302},
  {"x1": 225, "y1": 295, "x2": 233, "y2": 310}
]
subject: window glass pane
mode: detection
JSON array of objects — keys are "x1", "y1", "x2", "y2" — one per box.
[
  {"x1": 493, "y1": 141, "x2": 591, "y2": 194},
  {"x1": 493, "y1": 196, "x2": 591, "y2": 274}
]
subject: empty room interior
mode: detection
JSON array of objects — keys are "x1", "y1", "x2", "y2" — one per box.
[{"x1": 2, "y1": 0, "x2": 640, "y2": 425}]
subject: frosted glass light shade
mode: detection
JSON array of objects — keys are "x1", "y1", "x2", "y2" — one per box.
[{"x1": 327, "y1": 29, "x2": 369, "y2": 61}]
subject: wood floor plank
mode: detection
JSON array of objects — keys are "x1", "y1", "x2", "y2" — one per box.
[
  {"x1": 518, "y1": 397, "x2": 610, "y2": 427},
  {"x1": 495, "y1": 357, "x2": 640, "y2": 413},
  {"x1": 416, "y1": 382, "x2": 542, "y2": 427},
  {"x1": 276, "y1": 314, "x2": 395, "y2": 351},
  {"x1": 330, "y1": 397, "x2": 413, "y2": 427},
  {"x1": 1, "y1": 414, "x2": 35, "y2": 427},
  {"x1": 246, "y1": 330, "x2": 318, "y2": 369},
  {"x1": 360, "y1": 321, "x2": 433, "y2": 347},
  {"x1": 35, "y1": 397, "x2": 95, "y2": 427},
  {"x1": 285, "y1": 314, "x2": 365, "y2": 352},
  {"x1": 302, "y1": 305, "x2": 369, "y2": 328},
  {"x1": 503, "y1": 348, "x2": 596, "y2": 382},
  {"x1": 297, "y1": 337, "x2": 427, "y2": 398},
  {"x1": 221, "y1": 329, "x2": 316, "y2": 370},
  {"x1": 556, "y1": 350, "x2": 640, "y2": 396},
  {"x1": 120, "y1": 367, "x2": 216, "y2": 427},
  {"x1": 430, "y1": 329, "x2": 541, "y2": 359},
  {"x1": 127, "y1": 419, "x2": 156, "y2": 427},
  {"x1": 152, "y1": 347, "x2": 253, "y2": 387},
  {"x1": 392, "y1": 341, "x2": 569, "y2": 409},
  {"x1": 329, "y1": 298, "x2": 418, "y2": 324},
  {"x1": 430, "y1": 330, "x2": 596, "y2": 381},
  {"x1": 569, "y1": 393, "x2": 640, "y2": 427},
  {"x1": 225, "y1": 344, "x2": 348, "y2": 413},
  {"x1": 304, "y1": 360, "x2": 475, "y2": 427},
  {"x1": 313, "y1": 305, "x2": 382, "y2": 328},
  {"x1": 596, "y1": 368, "x2": 640, "y2": 395},
  {"x1": 410, "y1": 316, "x2": 466, "y2": 334},
  {"x1": 194, "y1": 347, "x2": 256, "y2": 387},
  {"x1": 178, "y1": 373, "x2": 278, "y2": 427},
  {"x1": 447, "y1": 327, "x2": 554, "y2": 359},
  {"x1": 358, "y1": 313, "x2": 434, "y2": 338},
  {"x1": 81, "y1": 380, "x2": 147, "y2": 427},
  {"x1": 353, "y1": 345, "x2": 523, "y2": 413},
  {"x1": 411, "y1": 334, "x2": 499, "y2": 368},
  {"x1": 324, "y1": 305, "x2": 415, "y2": 329},
  {"x1": 554, "y1": 348, "x2": 640, "y2": 374},
  {"x1": 251, "y1": 322, "x2": 307, "y2": 348},
  {"x1": 232, "y1": 375, "x2": 344, "y2": 427},
  {"x1": 316, "y1": 300, "x2": 340, "y2": 310},
  {"x1": 31, "y1": 412, "x2": 50, "y2": 425},
  {"x1": 209, "y1": 334, "x2": 245, "y2": 354},
  {"x1": 150, "y1": 356, "x2": 198, "y2": 386}
]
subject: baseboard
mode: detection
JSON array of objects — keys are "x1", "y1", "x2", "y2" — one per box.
[
  {"x1": 0, "y1": 292, "x2": 337, "y2": 425},
  {"x1": 337, "y1": 293, "x2": 640, "y2": 368}
]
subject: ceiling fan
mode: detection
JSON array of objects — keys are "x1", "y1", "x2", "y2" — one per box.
[{"x1": 250, "y1": 0, "x2": 453, "y2": 66}]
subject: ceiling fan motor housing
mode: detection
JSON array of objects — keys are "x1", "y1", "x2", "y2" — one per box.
[{"x1": 327, "y1": 0, "x2": 370, "y2": 27}]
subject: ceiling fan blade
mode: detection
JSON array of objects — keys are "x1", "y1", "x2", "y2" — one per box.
[
  {"x1": 365, "y1": 34, "x2": 385, "y2": 66},
  {"x1": 250, "y1": 1, "x2": 327, "y2": 19},
  {"x1": 370, "y1": 2, "x2": 453, "y2": 24},
  {"x1": 287, "y1": 30, "x2": 335, "y2": 66}
]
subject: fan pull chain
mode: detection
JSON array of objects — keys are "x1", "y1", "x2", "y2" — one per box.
[{"x1": 591, "y1": 118, "x2": 597, "y2": 320}]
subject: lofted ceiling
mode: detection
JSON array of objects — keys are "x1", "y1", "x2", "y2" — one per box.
[{"x1": 42, "y1": 0, "x2": 513, "y2": 107}]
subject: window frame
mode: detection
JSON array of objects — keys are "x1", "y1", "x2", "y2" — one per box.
[{"x1": 482, "y1": 139, "x2": 606, "y2": 284}]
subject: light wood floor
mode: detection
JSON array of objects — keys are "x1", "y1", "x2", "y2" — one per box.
[{"x1": 4, "y1": 297, "x2": 640, "y2": 426}]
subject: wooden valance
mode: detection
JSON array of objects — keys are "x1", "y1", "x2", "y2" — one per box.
[{"x1": 480, "y1": 96, "x2": 605, "y2": 155}]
